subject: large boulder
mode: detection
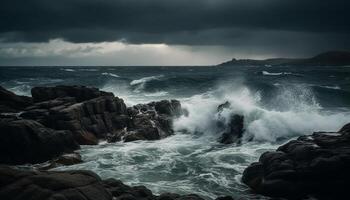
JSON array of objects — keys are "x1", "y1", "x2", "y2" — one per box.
[
  {"x1": 0, "y1": 167, "x2": 112, "y2": 200},
  {"x1": 31, "y1": 85, "x2": 113, "y2": 103},
  {"x1": 0, "y1": 86, "x2": 32, "y2": 113},
  {"x1": 242, "y1": 123, "x2": 350, "y2": 199},
  {"x1": 21, "y1": 89, "x2": 128, "y2": 145},
  {"x1": 0, "y1": 118, "x2": 79, "y2": 164},
  {"x1": 0, "y1": 167, "x2": 231, "y2": 200}
]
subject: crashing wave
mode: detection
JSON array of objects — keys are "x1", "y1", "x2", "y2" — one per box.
[
  {"x1": 130, "y1": 75, "x2": 164, "y2": 92},
  {"x1": 174, "y1": 83, "x2": 350, "y2": 142}
]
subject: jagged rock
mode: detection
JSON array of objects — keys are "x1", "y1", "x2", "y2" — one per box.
[
  {"x1": 0, "y1": 86, "x2": 32, "y2": 113},
  {"x1": 0, "y1": 167, "x2": 229, "y2": 200},
  {"x1": 31, "y1": 85, "x2": 113, "y2": 103},
  {"x1": 242, "y1": 123, "x2": 350, "y2": 199},
  {"x1": 21, "y1": 87, "x2": 129, "y2": 145},
  {"x1": 115, "y1": 100, "x2": 183, "y2": 142},
  {"x1": 216, "y1": 102, "x2": 244, "y2": 144},
  {"x1": 38, "y1": 153, "x2": 83, "y2": 170},
  {"x1": 0, "y1": 118, "x2": 79, "y2": 164}
]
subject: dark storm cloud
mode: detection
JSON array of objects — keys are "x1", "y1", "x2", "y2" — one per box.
[{"x1": 1, "y1": 0, "x2": 349, "y2": 45}]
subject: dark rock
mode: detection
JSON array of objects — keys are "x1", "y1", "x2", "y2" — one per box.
[
  {"x1": 0, "y1": 86, "x2": 32, "y2": 113},
  {"x1": 219, "y1": 114, "x2": 244, "y2": 144},
  {"x1": 22, "y1": 93, "x2": 128, "y2": 145},
  {"x1": 215, "y1": 196, "x2": 234, "y2": 200},
  {"x1": 38, "y1": 153, "x2": 83, "y2": 170},
  {"x1": 242, "y1": 123, "x2": 350, "y2": 199},
  {"x1": 0, "y1": 167, "x2": 112, "y2": 200},
  {"x1": 0, "y1": 167, "x2": 229, "y2": 200},
  {"x1": 154, "y1": 100, "x2": 183, "y2": 117},
  {"x1": 0, "y1": 118, "x2": 79, "y2": 165},
  {"x1": 216, "y1": 102, "x2": 244, "y2": 144},
  {"x1": 31, "y1": 85, "x2": 113, "y2": 103}
]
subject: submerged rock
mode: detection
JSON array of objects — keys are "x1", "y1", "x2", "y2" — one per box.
[
  {"x1": 242, "y1": 123, "x2": 350, "y2": 199},
  {"x1": 216, "y1": 102, "x2": 244, "y2": 144},
  {"x1": 0, "y1": 86, "x2": 32, "y2": 113},
  {"x1": 0, "y1": 167, "x2": 229, "y2": 200},
  {"x1": 0, "y1": 118, "x2": 79, "y2": 164}
]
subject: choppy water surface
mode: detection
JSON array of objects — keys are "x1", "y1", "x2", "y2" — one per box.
[{"x1": 2, "y1": 65, "x2": 350, "y2": 199}]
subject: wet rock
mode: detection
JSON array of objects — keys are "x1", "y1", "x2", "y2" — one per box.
[
  {"x1": 0, "y1": 86, "x2": 32, "y2": 113},
  {"x1": 0, "y1": 166, "x2": 112, "y2": 200},
  {"x1": 0, "y1": 118, "x2": 79, "y2": 164},
  {"x1": 0, "y1": 167, "x2": 224, "y2": 200},
  {"x1": 242, "y1": 123, "x2": 350, "y2": 199},
  {"x1": 118, "y1": 100, "x2": 184, "y2": 142},
  {"x1": 216, "y1": 102, "x2": 244, "y2": 144},
  {"x1": 22, "y1": 87, "x2": 128, "y2": 145},
  {"x1": 38, "y1": 153, "x2": 83, "y2": 170}
]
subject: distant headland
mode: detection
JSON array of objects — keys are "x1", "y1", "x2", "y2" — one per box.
[{"x1": 218, "y1": 51, "x2": 350, "y2": 66}]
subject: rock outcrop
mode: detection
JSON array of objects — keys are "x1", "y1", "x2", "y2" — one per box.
[
  {"x1": 0, "y1": 118, "x2": 79, "y2": 164},
  {"x1": 0, "y1": 86, "x2": 32, "y2": 113},
  {"x1": 242, "y1": 123, "x2": 350, "y2": 199},
  {"x1": 0, "y1": 167, "x2": 230, "y2": 200},
  {"x1": 216, "y1": 102, "x2": 244, "y2": 144},
  {"x1": 0, "y1": 85, "x2": 185, "y2": 164},
  {"x1": 108, "y1": 100, "x2": 185, "y2": 142}
]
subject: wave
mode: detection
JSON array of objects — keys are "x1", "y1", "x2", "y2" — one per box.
[
  {"x1": 79, "y1": 68, "x2": 98, "y2": 72},
  {"x1": 130, "y1": 75, "x2": 164, "y2": 91},
  {"x1": 102, "y1": 72, "x2": 120, "y2": 78},
  {"x1": 320, "y1": 85, "x2": 341, "y2": 90},
  {"x1": 60, "y1": 68, "x2": 76, "y2": 72},
  {"x1": 261, "y1": 71, "x2": 301, "y2": 76},
  {"x1": 174, "y1": 82, "x2": 350, "y2": 142}
]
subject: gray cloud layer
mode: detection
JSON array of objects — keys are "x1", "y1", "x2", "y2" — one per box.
[{"x1": 1, "y1": 0, "x2": 349, "y2": 45}]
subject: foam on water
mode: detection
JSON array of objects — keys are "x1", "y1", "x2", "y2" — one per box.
[{"x1": 102, "y1": 72, "x2": 120, "y2": 78}]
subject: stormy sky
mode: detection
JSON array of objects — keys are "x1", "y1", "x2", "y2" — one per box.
[{"x1": 1, "y1": 0, "x2": 349, "y2": 66}]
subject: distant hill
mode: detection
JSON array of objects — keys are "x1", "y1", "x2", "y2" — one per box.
[{"x1": 218, "y1": 51, "x2": 350, "y2": 66}]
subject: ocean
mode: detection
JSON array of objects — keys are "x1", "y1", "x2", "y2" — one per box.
[{"x1": 1, "y1": 65, "x2": 350, "y2": 199}]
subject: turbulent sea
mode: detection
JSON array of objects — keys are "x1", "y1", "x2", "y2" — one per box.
[{"x1": 2, "y1": 65, "x2": 350, "y2": 199}]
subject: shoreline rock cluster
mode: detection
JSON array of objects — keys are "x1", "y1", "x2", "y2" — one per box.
[
  {"x1": 1, "y1": 85, "x2": 185, "y2": 164},
  {"x1": 0, "y1": 166, "x2": 232, "y2": 200},
  {"x1": 242, "y1": 123, "x2": 350, "y2": 199},
  {"x1": 2, "y1": 84, "x2": 350, "y2": 200}
]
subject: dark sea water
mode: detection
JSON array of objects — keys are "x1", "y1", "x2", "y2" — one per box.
[{"x1": 2, "y1": 65, "x2": 350, "y2": 199}]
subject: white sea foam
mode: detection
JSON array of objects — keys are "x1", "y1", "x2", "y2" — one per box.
[
  {"x1": 174, "y1": 82, "x2": 350, "y2": 142},
  {"x1": 60, "y1": 68, "x2": 76, "y2": 72},
  {"x1": 102, "y1": 72, "x2": 120, "y2": 78},
  {"x1": 261, "y1": 71, "x2": 301, "y2": 76},
  {"x1": 320, "y1": 85, "x2": 341, "y2": 90}
]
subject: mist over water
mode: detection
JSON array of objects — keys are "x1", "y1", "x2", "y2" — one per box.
[{"x1": 2, "y1": 65, "x2": 350, "y2": 199}]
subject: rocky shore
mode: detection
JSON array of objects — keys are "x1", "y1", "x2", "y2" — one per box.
[
  {"x1": 0, "y1": 85, "x2": 234, "y2": 200},
  {"x1": 242, "y1": 123, "x2": 350, "y2": 199},
  {"x1": 1, "y1": 85, "x2": 350, "y2": 200},
  {"x1": 0, "y1": 166, "x2": 233, "y2": 200}
]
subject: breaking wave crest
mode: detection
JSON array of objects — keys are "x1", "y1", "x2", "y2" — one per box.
[{"x1": 174, "y1": 82, "x2": 350, "y2": 142}]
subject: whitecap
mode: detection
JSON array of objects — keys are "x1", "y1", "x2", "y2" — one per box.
[
  {"x1": 102, "y1": 72, "x2": 120, "y2": 78},
  {"x1": 60, "y1": 68, "x2": 75, "y2": 72},
  {"x1": 320, "y1": 85, "x2": 341, "y2": 90}
]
